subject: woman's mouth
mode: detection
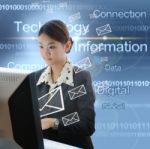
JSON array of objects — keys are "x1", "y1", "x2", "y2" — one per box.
[{"x1": 48, "y1": 58, "x2": 52, "y2": 61}]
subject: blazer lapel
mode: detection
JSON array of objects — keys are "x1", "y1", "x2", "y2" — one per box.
[{"x1": 61, "y1": 83, "x2": 72, "y2": 100}]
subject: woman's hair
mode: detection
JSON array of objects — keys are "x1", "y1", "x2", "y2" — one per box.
[{"x1": 38, "y1": 20, "x2": 73, "y2": 53}]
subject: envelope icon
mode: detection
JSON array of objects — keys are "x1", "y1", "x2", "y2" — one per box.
[
  {"x1": 68, "y1": 84, "x2": 86, "y2": 100},
  {"x1": 38, "y1": 86, "x2": 65, "y2": 118},
  {"x1": 69, "y1": 12, "x2": 81, "y2": 22},
  {"x1": 74, "y1": 57, "x2": 92, "y2": 73},
  {"x1": 96, "y1": 24, "x2": 112, "y2": 36},
  {"x1": 62, "y1": 112, "x2": 80, "y2": 126}
]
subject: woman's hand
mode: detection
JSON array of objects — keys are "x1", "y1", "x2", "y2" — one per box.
[{"x1": 41, "y1": 118, "x2": 56, "y2": 130}]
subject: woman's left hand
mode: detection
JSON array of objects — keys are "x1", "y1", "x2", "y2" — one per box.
[{"x1": 41, "y1": 118, "x2": 56, "y2": 130}]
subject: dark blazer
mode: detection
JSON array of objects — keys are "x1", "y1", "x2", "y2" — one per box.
[{"x1": 34, "y1": 66, "x2": 95, "y2": 149}]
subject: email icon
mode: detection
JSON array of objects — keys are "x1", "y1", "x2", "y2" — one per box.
[
  {"x1": 62, "y1": 112, "x2": 80, "y2": 126},
  {"x1": 38, "y1": 86, "x2": 65, "y2": 118},
  {"x1": 69, "y1": 12, "x2": 81, "y2": 22},
  {"x1": 96, "y1": 24, "x2": 112, "y2": 36},
  {"x1": 74, "y1": 57, "x2": 92, "y2": 74},
  {"x1": 68, "y1": 84, "x2": 86, "y2": 100}
]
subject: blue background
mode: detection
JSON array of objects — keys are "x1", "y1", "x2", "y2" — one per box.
[{"x1": 0, "y1": 0, "x2": 150, "y2": 148}]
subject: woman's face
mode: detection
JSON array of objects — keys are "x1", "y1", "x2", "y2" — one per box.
[{"x1": 38, "y1": 33, "x2": 69, "y2": 65}]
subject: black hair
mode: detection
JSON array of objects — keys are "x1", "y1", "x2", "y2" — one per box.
[{"x1": 38, "y1": 20, "x2": 73, "y2": 53}]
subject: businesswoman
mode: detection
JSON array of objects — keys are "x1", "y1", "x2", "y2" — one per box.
[{"x1": 35, "y1": 20, "x2": 95, "y2": 149}]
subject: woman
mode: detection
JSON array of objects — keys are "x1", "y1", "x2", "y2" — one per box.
[{"x1": 35, "y1": 20, "x2": 95, "y2": 149}]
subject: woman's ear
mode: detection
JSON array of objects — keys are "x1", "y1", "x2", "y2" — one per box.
[{"x1": 64, "y1": 40, "x2": 71, "y2": 53}]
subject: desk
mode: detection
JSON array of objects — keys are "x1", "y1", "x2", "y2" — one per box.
[{"x1": 43, "y1": 138, "x2": 81, "y2": 149}]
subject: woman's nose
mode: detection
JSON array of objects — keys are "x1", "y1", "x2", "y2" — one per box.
[
  {"x1": 42, "y1": 47, "x2": 51, "y2": 55},
  {"x1": 45, "y1": 49, "x2": 51, "y2": 56}
]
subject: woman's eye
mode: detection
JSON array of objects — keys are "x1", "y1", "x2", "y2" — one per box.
[
  {"x1": 39, "y1": 45, "x2": 43, "y2": 49},
  {"x1": 48, "y1": 46, "x2": 55, "y2": 50}
]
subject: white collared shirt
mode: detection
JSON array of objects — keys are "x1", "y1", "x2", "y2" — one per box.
[{"x1": 36, "y1": 61, "x2": 74, "y2": 91}]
